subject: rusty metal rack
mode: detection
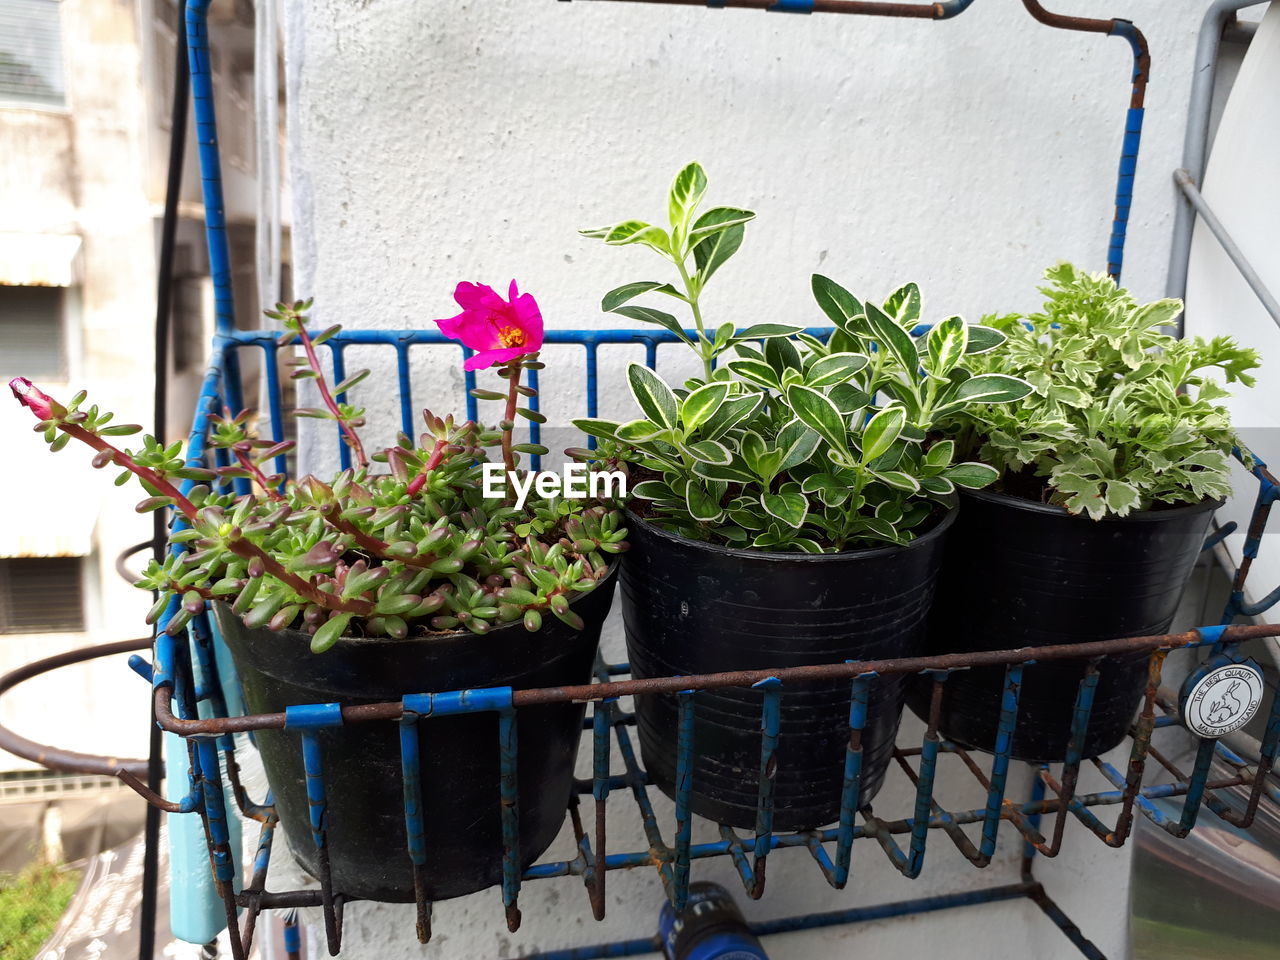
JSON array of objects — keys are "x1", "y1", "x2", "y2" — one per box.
[{"x1": 1, "y1": 1, "x2": 1278, "y2": 959}]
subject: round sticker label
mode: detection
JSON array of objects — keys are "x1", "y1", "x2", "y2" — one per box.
[{"x1": 1181, "y1": 662, "x2": 1264, "y2": 738}]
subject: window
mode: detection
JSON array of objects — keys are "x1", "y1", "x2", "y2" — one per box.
[
  {"x1": 0, "y1": 558, "x2": 85, "y2": 633},
  {"x1": 0, "y1": 285, "x2": 66, "y2": 379},
  {"x1": 0, "y1": 0, "x2": 65, "y2": 109}
]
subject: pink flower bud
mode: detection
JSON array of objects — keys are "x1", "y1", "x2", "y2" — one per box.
[{"x1": 9, "y1": 377, "x2": 57, "y2": 421}]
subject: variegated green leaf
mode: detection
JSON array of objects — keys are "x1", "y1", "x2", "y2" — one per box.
[
  {"x1": 861, "y1": 406, "x2": 906, "y2": 463},
  {"x1": 627, "y1": 363, "x2": 679, "y2": 429}
]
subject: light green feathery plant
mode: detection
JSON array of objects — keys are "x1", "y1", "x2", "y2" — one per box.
[
  {"x1": 576, "y1": 163, "x2": 1033, "y2": 551},
  {"x1": 936, "y1": 263, "x2": 1261, "y2": 519}
]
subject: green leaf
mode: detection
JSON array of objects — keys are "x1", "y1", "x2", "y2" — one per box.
[
  {"x1": 627, "y1": 363, "x2": 679, "y2": 429},
  {"x1": 776, "y1": 419, "x2": 821, "y2": 471},
  {"x1": 726, "y1": 359, "x2": 781, "y2": 390},
  {"x1": 611, "y1": 305, "x2": 692, "y2": 344},
  {"x1": 925, "y1": 316, "x2": 968, "y2": 380},
  {"x1": 872, "y1": 470, "x2": 920, "y2": 493},
  {"x1": 684, "y1": 439, "x2": 733, "y2": 465},
  {"x1": 688, "y1": 206, "x2": 755, "y2": 240},
  {"x1": 603, "y1": 220, "x2": 671, "y2": 256},
  {"x1": 681, "y1": 382, "x2": 730, "y2": 434},
  {"x1": 573, "y1": 418, "x2": 621, "y2": 439},
  {"x1": 806, "y1": 352, "x2": 869, "y2": 388},
  {"x1": 693, "y1": 460, "x2": 756, "y2": 483},
  {"x1": 616, "y1": 419, "x2": 667, "y2": 443},
  {"x1": 702, "y1": 391, "x2": 764, "y2": 441},
  {"x1": 952, "y1": 374, "x2": 1034, "y2": 404},
  {"x1": 765, "y1": 336, "x2": 802, "y2": 376},
  {"x1": 924, "y1": 439, "x2": 955, "y2": 469},
  {"x1": 602, "y1": 281, "x2": 683, "y2": 312},
  {"x1": 311, "y1": 614, "x2": 353, "y2": 653},
  {"x1": 883, "y1": 282, "x2": 922, "y2": 326},
  {"x1": 668, "y1": 161, "x2": 708, "y2": 231},
  {"x1": 761, "y1": 491, "x2": 808, "y2": 529},
  {"x1": 864, "y1": 302, "x2": 919, "y2": 373},
  {"x1": 332, "y1": 368, "x2": 371, "y2": 395},
  {"x1": 786, "y1": 385, "x2": 849, "y2": 456},
  {"x1": 737, "y1": 323, "x2": 804, "y2": 340},
  {"x1": 692, "y1": 209, "x2": 750, "y2": 285},
  {"x1": 811, "y1": 274, "x2": 864, "y2": 332},
  {"x1": 829, "y1": 383, "x2": 872, "y2": 414},
  {"x1": 965, "y1": 324, "x2": 1007, "y2": 354},
  {"x1": 631, "y1": 480, "x2": 673, "y2": 500},
  {"x1": 944, "y1": 462, "x2": 1000, "y2": 489},
  {"x1": 1103, "y1": 479, "x2": 1142, "y2": 515},
  {"x1": 685, "y1": 480, "x2": 724, "y2": 522},
  {"x1": 861, "y1": 406, "x2": 906, "y2": 463}
]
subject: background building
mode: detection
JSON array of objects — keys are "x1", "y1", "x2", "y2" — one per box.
[{"x1": 0, "y1": 0, "x2": 282, "y2": 865}]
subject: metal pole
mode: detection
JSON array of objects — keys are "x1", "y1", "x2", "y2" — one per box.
[{"x1": 1166, "y1": 0, "x2": 1267, "y2": 322}]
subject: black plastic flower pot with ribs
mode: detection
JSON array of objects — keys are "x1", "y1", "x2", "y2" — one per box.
[
  {"x1": 620, "y1": 505, "x2": 956, "y2": 832},
  {"x1": 213, "y1": 566, "x2": 617, "y2": 903},
  {"x1": 908, "y1": 489, "x2": 1219, "y2": 762}
]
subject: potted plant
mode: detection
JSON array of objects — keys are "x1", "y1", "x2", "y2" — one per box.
[
  {"x1": 8, "y1": 288, "x2": 627, "y2": 903},
  {"x1": 916, "y1": 263, "x2": 1261, "y2": 761},
  {"x1": 576, "y1": 164, "x2": 1031, "y2": 829}
]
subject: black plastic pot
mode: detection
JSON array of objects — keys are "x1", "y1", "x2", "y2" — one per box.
[
  {"x1": 621, "y1": 506, "x2": 956, "y2": 831},
  {"x1": 214, "y1": 567, "x2": 617, "y2": 903},
  {"x1": 910, "y1": 489, "x2": 1218, "y2": 762}
]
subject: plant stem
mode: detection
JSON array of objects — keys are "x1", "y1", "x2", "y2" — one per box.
[
  {"x1": 405, "y1": 438, "x2": 449, "y2": 497},
  {"x1": 501, "y1": 357, "x2": 523, "y2": 476},
  {"x1": 675, "y1": 258, "x2": 713, "y2": 380},
  {"x1": 319, "y1": 504, "x2": 438, "y2": 571},
  {"x1": 293, "y1": 323, "x2": 368, "y2": 468},
  {"x1": 225, "y1": 539, "x2": 371, "y2": 614},
  {"x1": 233, "y1": 447, "x2": 286, "y2": 501}
]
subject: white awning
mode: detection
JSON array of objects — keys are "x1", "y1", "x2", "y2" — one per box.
[{"x1": 0, "y1": 232, "x2": 82, "y2": 287}]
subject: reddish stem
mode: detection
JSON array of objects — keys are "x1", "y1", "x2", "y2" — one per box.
[
  {"x1": 233, "y1": 447, "x2": 286, "y2": 502},
  {"x1": 293, "y1": 324, "x2": 368, "y2": 468},
  {"x1": 319, "y1": 504, "x2": 437, "y2": 571},
  {"x1": 501, "y1": 357, "x2": 524, "y2": 476},
  {"x1": 406, "y1": 438, "x2": 449, "y2": 497},
  {"x1": 225, "y1": 540, "x2": 372, "y2": 614}
]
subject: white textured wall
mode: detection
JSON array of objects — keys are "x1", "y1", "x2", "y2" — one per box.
[{"x1": 281, "y1": 1, "x2": 1225, "y2": 957}]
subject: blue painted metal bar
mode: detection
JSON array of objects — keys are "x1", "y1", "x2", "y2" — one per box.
[
  {"x1": 196, "y1": 738, "x2": 235, "y2": 883},
  {"x1": 750, "y1": 678, "x2": 782, "y2": 896},
  {"x1": 399, "y1": 711, "x2": 426, "y2": 867},
  {"x1": 395, "y1": 343, "x2": 414, "y2": 437},
  {"x1": 979, "y1": 663, "x2": 1024, "y2": 859},
  {"x1": 184, "y1": 0, "x2": 234, "y2": 336},
  {"x1": 498, "y1": 707, "x2": 523, "y2": 930},
  {"x1": 672, "y1": 691, "x2": 696, "y2": 910},
  {"x1": 833, "y1": 675, "x2": 870, "y2": 887},
  {"x1": 300, "y1": 731, "x2": 328, "y2": 849},
  {"x1": 463, "y1": 347, "x2": 479, "y2": 423}
]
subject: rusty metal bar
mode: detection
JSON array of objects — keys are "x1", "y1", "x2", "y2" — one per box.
[
  {"x1": 0, "y1": 638, "x2": 152, "y2": 776},
  {"x1": 558, "y1": 0, "x2": 978, "y2": 19}
]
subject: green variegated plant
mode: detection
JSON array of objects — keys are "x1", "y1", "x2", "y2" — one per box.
[
  {"x1": 934, "y1": 263, "x2": 1261, "y2": 520},
  {"x1": 576, "y1": 166, "x2": 1032, "y2": 551},
  {"x1": 581, "y1": 162, "x2": 801, "y2": 380}
]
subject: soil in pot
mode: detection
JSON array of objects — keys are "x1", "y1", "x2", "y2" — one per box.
[
  {"x1": 620, "y1": 505, "x2": 956, "y2": 832},
  {"x1": 909, "y1": 488, "x2": 1218, "y2": 762},
  {"x1": 213, "y1": 567, "x2": 617, "y2": 903}
]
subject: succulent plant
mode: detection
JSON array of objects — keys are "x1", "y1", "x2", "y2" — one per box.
[{"x1": 10, "y1": 298, "x2": 625, "y2": 653}]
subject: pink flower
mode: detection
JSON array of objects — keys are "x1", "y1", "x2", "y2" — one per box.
[
  {"x1": 434, "y1": 280, "x2": 544, "y2": 371},
  {"x1": 9, "y1": 377, "x2": 58, "y2": 421}
]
